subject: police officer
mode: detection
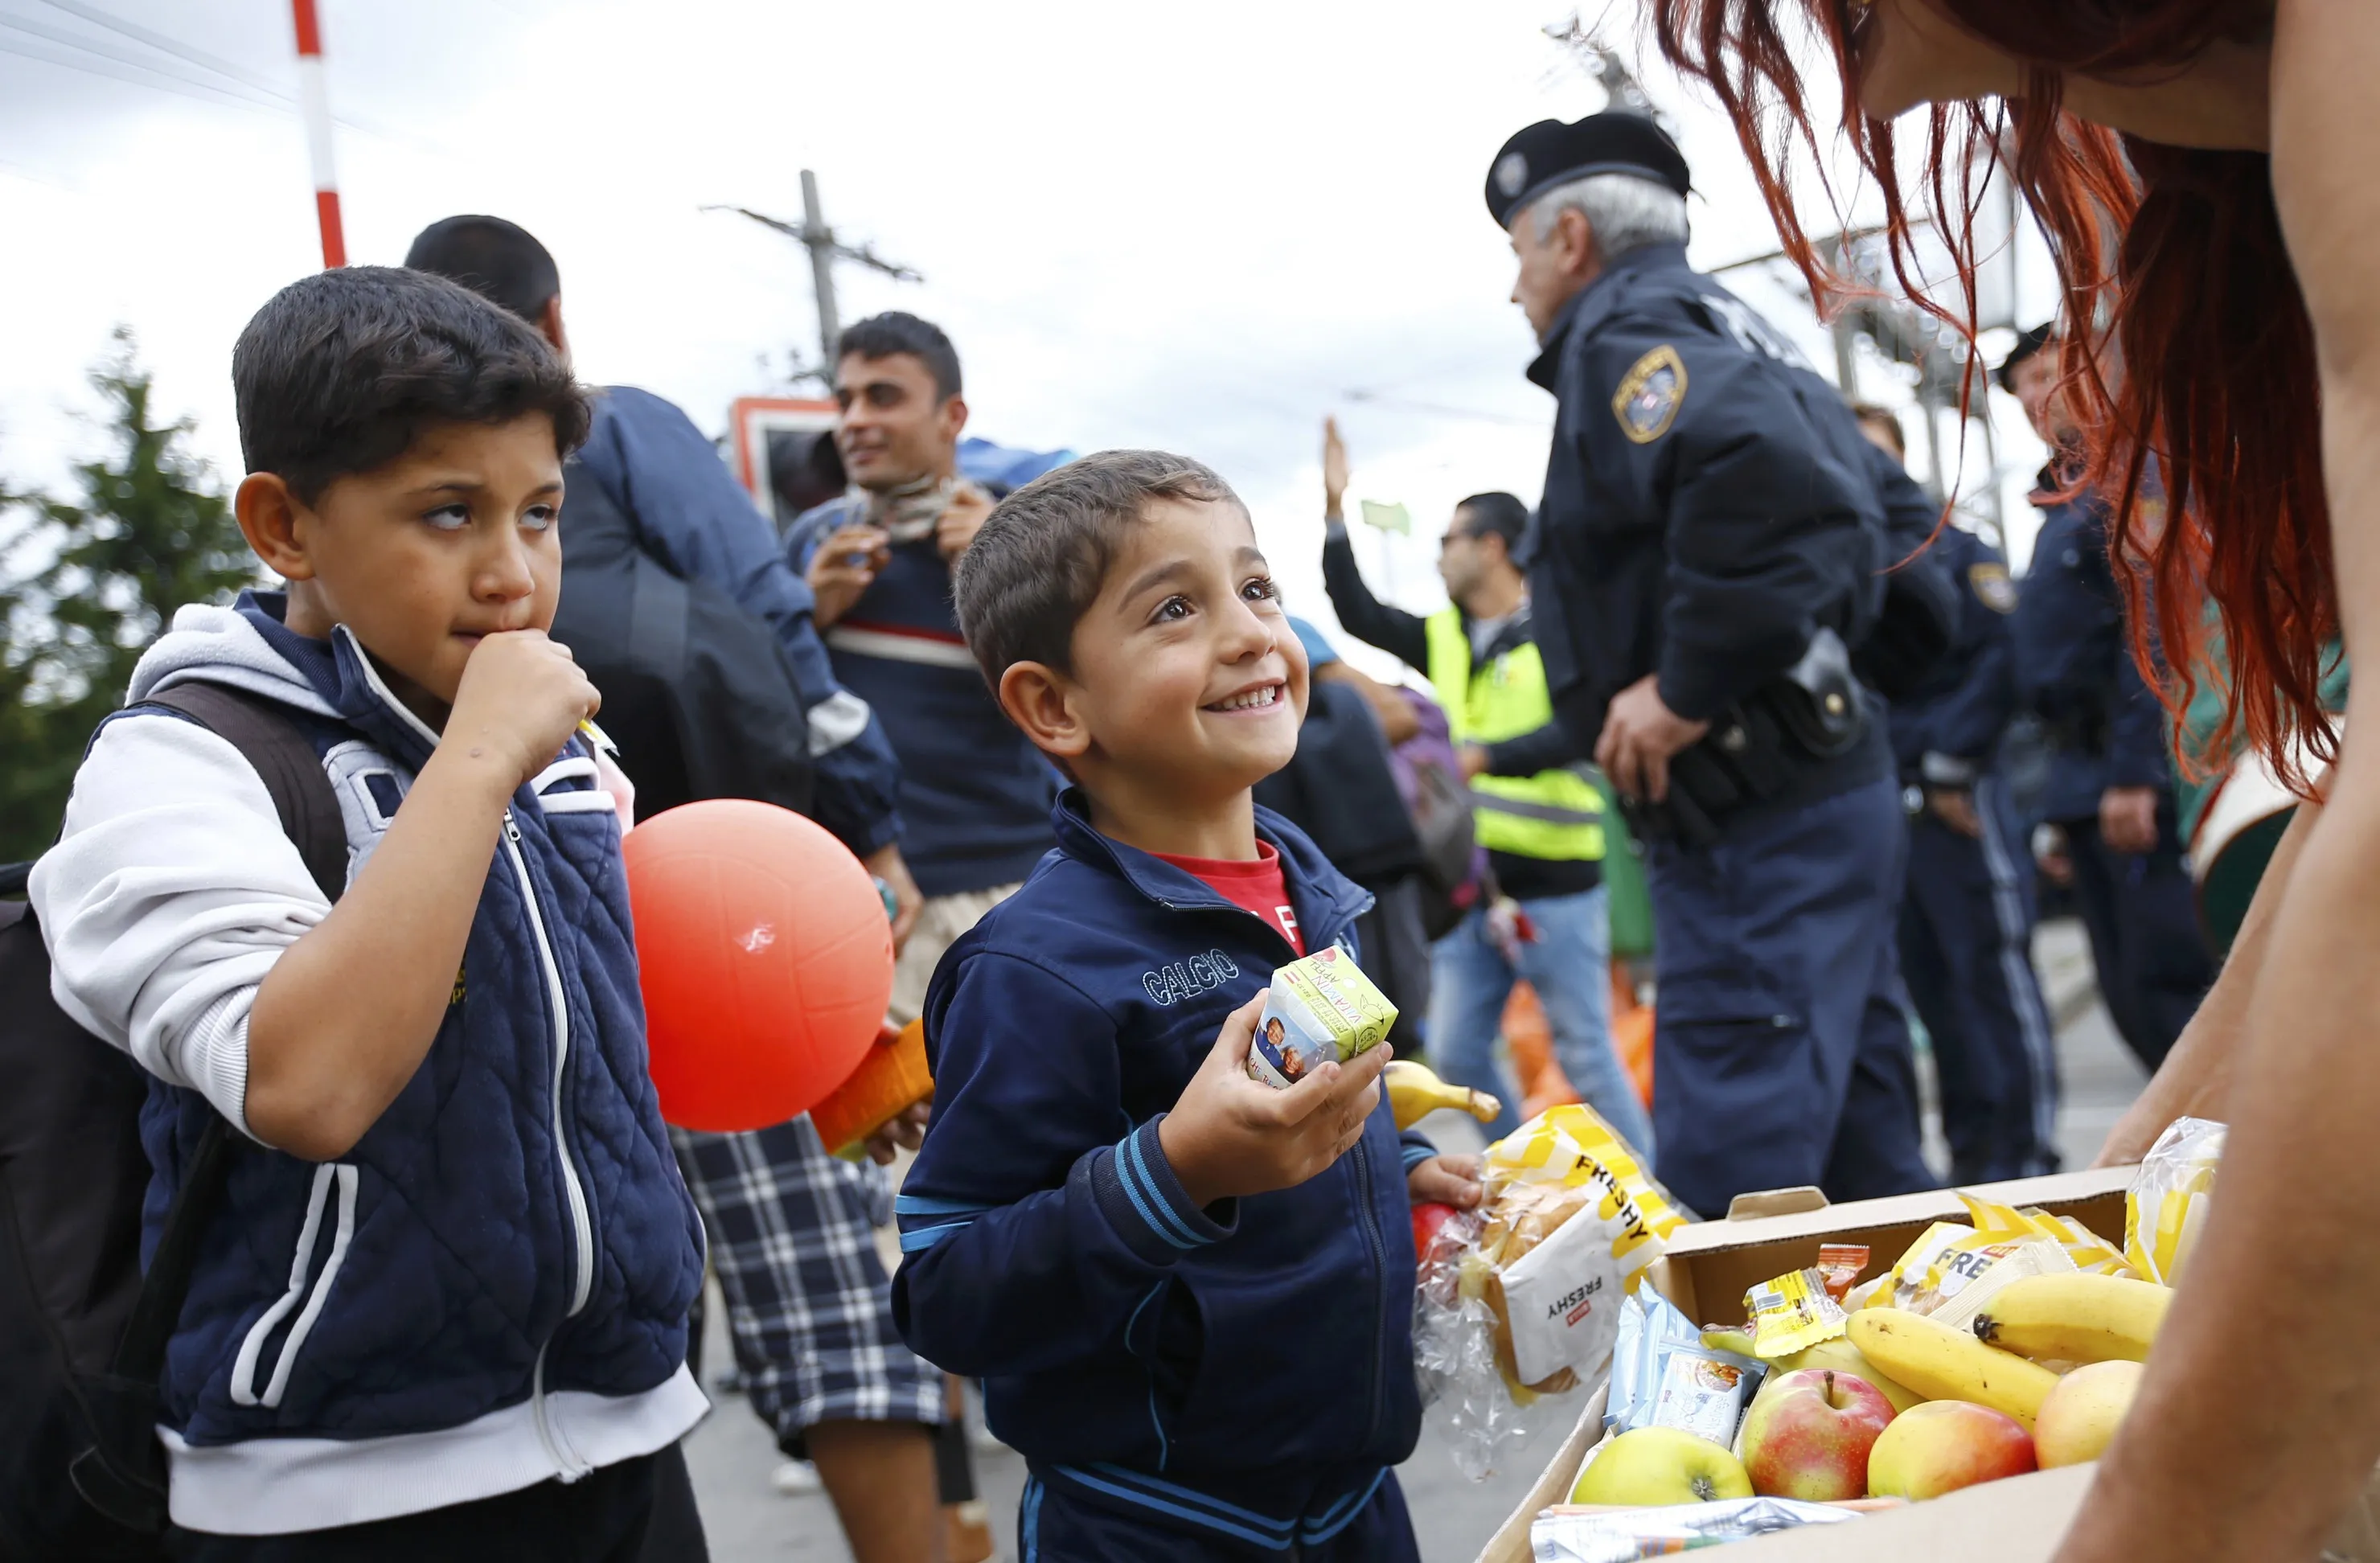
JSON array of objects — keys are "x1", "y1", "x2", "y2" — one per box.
[
  {"x1": 1487, "y1": 112, "x2": 1934, "y2": 1218},
  {"x1": 2001, "y1": 326, "x2": 2214, "y2": 1073},
  {"x1": 1319, "y1": 430, "x2": 1653, "y2": 1155},
  {"x1": 1854, "y1": 405, "x2": 2062, "y2": 1184}
]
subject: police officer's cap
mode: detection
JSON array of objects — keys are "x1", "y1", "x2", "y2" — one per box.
[
  {"x1": 1484, "y1": 113, "x2": 1691, "y2": 230},
  {"x1": 1996, "y1": 322, "x2": 2054, "y2": 393}
]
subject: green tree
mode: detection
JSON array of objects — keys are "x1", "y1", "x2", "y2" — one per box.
[{"x1": 1, "y1": 331, "x2": 256, "y2": 864}]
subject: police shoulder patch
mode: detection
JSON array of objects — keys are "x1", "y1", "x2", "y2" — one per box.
[
  {"x1": 1611, "y1": 344, "x2": 1687, "y2": 445},
  {"x1": 1968, "y1": 560, "x2": 2017, "y2": 613}
]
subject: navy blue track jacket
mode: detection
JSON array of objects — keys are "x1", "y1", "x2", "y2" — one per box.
[
  {"x1": 1890, "y1": 526, "x2": 2021, "y2": 789},
  {"x1": 893, "y1": 792, "x2": 1427, "y2": 1545}
]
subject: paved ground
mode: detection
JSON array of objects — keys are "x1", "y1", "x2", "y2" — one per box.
[{"x1": 682, "y1": 917, "x2": 2149, "y2": 1562}]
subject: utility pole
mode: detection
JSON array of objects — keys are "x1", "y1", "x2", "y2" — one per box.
[
  {"x1": 704, "y1": 174, "x2": 922, "y2": 386},
  {"x1": 799, "y1": 170, "x2": 840, "y2": 375}
]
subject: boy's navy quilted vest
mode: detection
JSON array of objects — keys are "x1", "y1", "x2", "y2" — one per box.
[{"x1": 139, "y1": 596, "x2": 703, "y2": 1446}]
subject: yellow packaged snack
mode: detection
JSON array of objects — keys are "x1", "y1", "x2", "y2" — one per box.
[
  {"x1": 2125, "y1": 1116, "x2": 2225, "y2": 1285},
  {"x1": 1744, "y1": 1268, "x2": 1849, "y2": 1359},
  {"x1": 1479, "y1": 1103, "x2": 1684, "y2": 1288},
  {"x1": 2025, "y1": 1208, "x2": 2135, "y2": 1277},
  {"x1": 1459, "y1": 1104, "x2": 1690, "y2": 1396}
]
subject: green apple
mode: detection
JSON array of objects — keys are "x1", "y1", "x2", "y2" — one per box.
[{"x1": 1570, "y1": 1426, "x2": 1754, "y2": 1506}]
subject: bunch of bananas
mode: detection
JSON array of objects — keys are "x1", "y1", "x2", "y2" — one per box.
[{"x1": 1843, "y1": 1273, "x2": 2172, "y2": 1432}]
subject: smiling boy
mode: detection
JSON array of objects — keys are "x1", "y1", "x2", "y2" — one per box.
[
  {"x1": 31, "y1": 267, "x2": 706, "y2": 1558},
  {"x1": 892, "y1": 450, "x2": 1480, "y2": 1561}
]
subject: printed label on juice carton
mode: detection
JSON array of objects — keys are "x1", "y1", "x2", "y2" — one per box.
[{"x1": 1247, "y1": 946, "x2": 1397, "y2": 1089}]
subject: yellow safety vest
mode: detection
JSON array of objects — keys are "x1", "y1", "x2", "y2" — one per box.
[{"x1": 1423, "y1": 606, "x2": 1606, "y2": 863}]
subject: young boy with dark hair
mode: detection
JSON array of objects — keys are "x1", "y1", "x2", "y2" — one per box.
[
  {"x1": 31, "y1": 265, "x2": 708, "y2": 1558},
  {"x1": 896, "y1": 449, "x2": 1483, "y2": 1561}
]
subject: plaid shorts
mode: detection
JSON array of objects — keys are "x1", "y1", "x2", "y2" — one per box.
[{"x1": 671, "y1": 1116, "x2": 944, "y2": 1455}]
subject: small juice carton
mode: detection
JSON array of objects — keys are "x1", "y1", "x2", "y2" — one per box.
[{"x1": 1247, "y1": 946, "x2": 1397, "y2": 1089}]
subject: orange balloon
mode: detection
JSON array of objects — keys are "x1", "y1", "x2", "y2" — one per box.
[{"x1": 622, "y1": 799, "x2": 893, "y2": 1132}]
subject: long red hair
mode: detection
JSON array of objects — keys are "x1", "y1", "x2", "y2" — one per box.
[{"x1": 1650, "y1": 0, "x2": 2333, "y2": 790}]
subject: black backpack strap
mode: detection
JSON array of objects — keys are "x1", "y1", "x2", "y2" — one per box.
[
  {"x1": 140, "y1": 683, "x2": 347, "y2": 903},
  {"x1": 66, "y1": 683, "x2": 349, "y2": 1532}
]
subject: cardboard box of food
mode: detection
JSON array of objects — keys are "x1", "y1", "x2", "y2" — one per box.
[{"x1": 1473, "y1": 1167, "x2": 2132, "y2": 1563}]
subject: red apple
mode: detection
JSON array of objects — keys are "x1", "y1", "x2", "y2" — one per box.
[
  {"x1": 1867, "y1": 1400, "x2": 2037, "y2": 1499},
  {"x1": 1740, "y1": 1368, "x2": 1898, "y2": 1502}
]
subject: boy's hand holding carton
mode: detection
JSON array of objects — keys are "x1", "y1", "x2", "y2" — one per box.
[{"x1": 1159, "y1": 991, "x2": 1392, "y2": 1209}]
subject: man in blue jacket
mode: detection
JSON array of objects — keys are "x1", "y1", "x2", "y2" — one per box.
[
  {"x1": 786, "y1": 314, "x2": 1063, "y2": 1024},
  {"x1": 2001, "y1": 328, "x2": 2214, "y2": 1073},
  {"x1": 1856, "y1": 407, "x2": 2060, "y2": 1183},
  {"x1": 1489, "y1": 113, "x2": 1933, "y2": 1219},
  {"x1": 406, "y1": 218, "x2": 946, "y2": 1561}
]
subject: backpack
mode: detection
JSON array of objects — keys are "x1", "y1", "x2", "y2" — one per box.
[
  {"x1": 548, "y1": 460, "x2": 816, "y2": 818},
  {"x1": 0, "y1": 683, "x2": 346, "y2": 1561}
]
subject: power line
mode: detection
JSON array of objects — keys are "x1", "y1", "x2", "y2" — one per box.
[
  {"x1": 0, "y1": 10, "x2": 281, "y2": 109},
  {"x1": 34, "y1": 0, "x2": 283, "y2": 96},
  {"x1": 0, "y1": 31, "x2": 277, "y2": 117},
  {"x1": 2, "y1": 3, "x2": 462, "y2": 164}
]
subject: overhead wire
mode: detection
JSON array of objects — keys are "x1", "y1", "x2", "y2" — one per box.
[
  {"x1": 0, "y1": 30, "x2": 278, "y2": 118},
  {"x1": 2, "y1": 2, "x2": 463, "y2": 161},
  {"x1": 34, "y1": 0, "x2": 283, "y2": 96}
]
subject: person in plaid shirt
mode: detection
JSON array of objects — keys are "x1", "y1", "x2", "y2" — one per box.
[{"x1": 408, "y1": 215, "x2": 949, "y2": 1563}]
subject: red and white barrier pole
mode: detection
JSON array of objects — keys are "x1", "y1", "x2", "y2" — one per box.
[{"x1": 290, "y1": 0, "x2": 343, "y2": 269}]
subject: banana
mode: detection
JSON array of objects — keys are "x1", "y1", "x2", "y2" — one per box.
[
  {"x1": 1385, "y1": 1060, "x2": 1503, "y2": 1130},
  {"x1": 1972, "y1": 1272, "x2": 2171, "y2": 1365},
  {"x1": 1846, "y1": 1308, "x2": 2060, "y2": 1432}
]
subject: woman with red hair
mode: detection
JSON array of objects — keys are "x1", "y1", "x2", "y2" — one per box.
[{"x1": 1648, "y1": 1, "x2": 2369, "y2": 1556}]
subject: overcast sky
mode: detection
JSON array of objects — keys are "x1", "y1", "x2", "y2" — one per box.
[{"x1": 0, "y1": 0, "x2": 2062, "y2": 679}]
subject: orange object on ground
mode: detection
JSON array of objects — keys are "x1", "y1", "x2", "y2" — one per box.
[
  {"x1": 810, "y1": 1019, "x2": 934, "y2": 1155},
  {"x1": 1500, "y1": 968, "x2": 1656, "y2": 1122},
  {"x1": 623, "y1": 799, "x2": 893, "y2": 1132},
  {"x1": 1501, "y1": 983, "x2": 1577, "y2": 1121},
  {"x1": 1609, "y1": 962, "x2": 1656, "y2": 1110}
]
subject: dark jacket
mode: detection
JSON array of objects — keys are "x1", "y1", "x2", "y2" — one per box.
[
  {"x1": 786, "y1": 496, "x2": 1058, "y2": 897},
  {"x1": 892, "y1": 792, "x2": 1425, "y2": 1547},
  {"x1": 2013, "y1": 477, "x2": 2170, "y2": 821},
  {"x1": 574, "y1": 388, "x2": 904, "y2": 855},
  {"x1": 1526, "y1": 242, "x2": 1893, "y2": 812},
  {"x1": 1889, "y1": 526, "x2": 2021, "y2": 789}
]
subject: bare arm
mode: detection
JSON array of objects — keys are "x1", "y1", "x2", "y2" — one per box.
[
  {"x1": 244, "y1": 631, "x2": 597, "y2": 1160},
  {"x1": 2092, "y1": 791, "x2": 2319, "y2": 1167},
  {"x1": 2058, "y1": 4, "x2": 2380, "y2": 1556}
]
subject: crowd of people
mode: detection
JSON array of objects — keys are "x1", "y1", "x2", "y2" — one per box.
[{"x1": 6, "y1": 4, "x2": 2358, "y2": 1556}]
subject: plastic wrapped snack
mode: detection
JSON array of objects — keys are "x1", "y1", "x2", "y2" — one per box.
[
  {"x1": 2125, "y1": 1116, "x2": 2226, "y2": 1285},
  {"x1": 1530, "y1": 1496, "x2": 1865, "y2": 1561},
  {"x1": 2026, "y1": 1208, "x2": 2135, "y2": 1277},
  {"x1": 1418, "y1": 1106, "x2": 1692, "y2": 1477},
  {"x1": 1608, "y1": 1286, "x2": 1766, "y2": 1443},
  {"x1": 1465, "y1": 1106, "x2": 1689, "y2": 1393},
  {"x1": 1246, "y1": 946, "x2": 1397, "y2": 1089},
  {"x1": 1745, "y1": 1268, "x2": 1849, "y2": 1359}
]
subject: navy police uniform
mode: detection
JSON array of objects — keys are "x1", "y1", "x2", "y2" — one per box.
[
  {"x1": 1491, "y1": 114, "x2": 1934, "y2": 1219},
  {"x1": 1888, "y1": 523, "x2": 2062, "y2": 1183},
  {"x1": 2013, "y1": 474, "x2": 2214, "y2": 1071}
]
